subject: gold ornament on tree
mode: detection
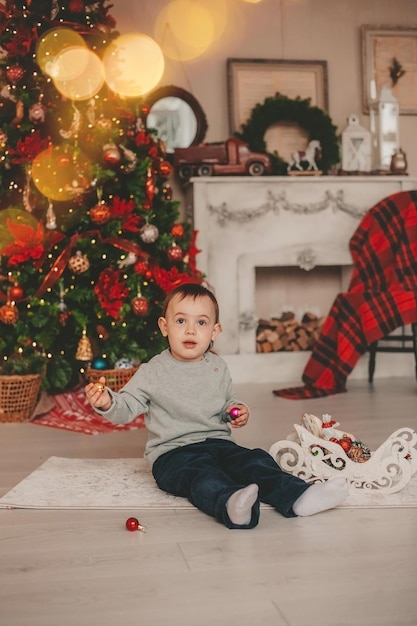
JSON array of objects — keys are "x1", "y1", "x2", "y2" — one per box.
[
  {"x1": 75, "y1": 329, "x2": 93, "y2": 361},
  {"x1": 68, "y1": 250, "x2": 90, "y2": 274}
]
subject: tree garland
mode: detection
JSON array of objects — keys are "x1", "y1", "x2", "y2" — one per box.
[{"x1": 236, "y1": 94, "x2": 340, "y2": 175}]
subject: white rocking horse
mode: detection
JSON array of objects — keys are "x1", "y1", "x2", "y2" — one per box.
[{"x1": 287, "y1": 140, "x2": 321, "y2": 173}]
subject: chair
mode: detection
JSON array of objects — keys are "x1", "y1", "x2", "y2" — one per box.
[
  {"x1": 273, "y1": 190, "x2": 417, "y2": 400},
  {"x1": 368, "y1": 323, "x2": 417, "y2": 383}
]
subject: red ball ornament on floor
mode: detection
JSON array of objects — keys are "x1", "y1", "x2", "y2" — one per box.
[
  {"x1": 126, "y1": 517, "x2": 139, "y2": 531},
  {"x1": 125, "y1": 517, "x2": 146, "y2": 532}
]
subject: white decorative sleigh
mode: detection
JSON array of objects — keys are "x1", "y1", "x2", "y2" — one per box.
[{"x1": 269, "y1": 414, "x2": 417, "y2": 494}]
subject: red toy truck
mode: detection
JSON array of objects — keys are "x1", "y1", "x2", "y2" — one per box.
[{"x1": 174, "y1": 137, "x2": 272, "y2": 180}]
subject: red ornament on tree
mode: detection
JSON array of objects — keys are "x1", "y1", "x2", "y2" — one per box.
[
  {"x1": 131, "y1": 295, "x2": 149, "y2": 316},
  {"x1": 68, "y1": 0, "x2": 85, "y2": 12},
  {"x1": 9, "y1": 283, "x2": 24, "y2": 301},
  {"x1": 90, "y1": 201, "x2": 111, "y2": 224},
  {"x1": 159, "y1": 160, "x2": 172, "y2": 177},
  {"x1": 6, "y1": 64, "x2": 24, "y2": 85},
  {"x1": 0, "y1": 303, "x2": 19, "y2": 324},
  {"x1": 167, "y1": 244, "x2": 183, "y2": 262},
  {"x1": 145, "y1": 168, "x2": 155, "y2": 202},
  {"x1": 171, "y1": 224, "x2": 185, "y2": 239},
  {"x1": 134, "y1": 259, "x2": 149, "y2": 275},
  {"x1": 58, "y1": 310, "x2": 70, "y2": 326},
  {"x1": 96, "y1": 324, "x2": 110, "y2": 341}
]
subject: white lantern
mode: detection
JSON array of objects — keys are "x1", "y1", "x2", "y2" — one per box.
[
  {"x1": 369, "y1": 85, "x2": 400, "y2": 171},
  {"x1": 341, "y1": 114, "x2": 372, "y2": 172}
]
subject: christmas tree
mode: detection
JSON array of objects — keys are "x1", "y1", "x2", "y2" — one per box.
[{"x1": 0, "y1": 1, "x2": 203, "y2": 393}]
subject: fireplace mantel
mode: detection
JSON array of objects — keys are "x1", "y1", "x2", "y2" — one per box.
[{"x1": 187, "y1": 175, "x2": 417, "y2": 383}]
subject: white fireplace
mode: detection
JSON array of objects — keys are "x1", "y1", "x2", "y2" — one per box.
[{"x1": 187, "y1": 175, "x2": 417, "y2": 383}]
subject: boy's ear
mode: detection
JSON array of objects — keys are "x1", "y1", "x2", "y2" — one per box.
[
  {"x1": 158, "y1": 316, "x2": 168, "y2": 337},
  {"x1": 212, "y1": 322, "x2": 222, "y2": 341}
]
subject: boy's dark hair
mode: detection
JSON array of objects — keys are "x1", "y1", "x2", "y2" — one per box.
[{"x1": 161, "y1": 283, "x2": 220, "y2": 323}]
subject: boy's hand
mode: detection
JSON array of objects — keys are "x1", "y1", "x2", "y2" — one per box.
[
  {"x1": 227, "y1": 404, "x2": 249, "y2": 428},
  {"x1": 85, "y1": 376, "x2": 112, "y2": 411}
]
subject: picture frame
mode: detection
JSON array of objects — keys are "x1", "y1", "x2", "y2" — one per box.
[
  {"x1": 227, "y1": 58, "x2": 329, "y2": 134},
  {"x1": 361, "y1": 25, "x2": 417, "y2": 115}
]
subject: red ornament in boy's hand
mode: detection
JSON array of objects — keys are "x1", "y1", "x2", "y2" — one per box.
[{"x1": 229, "y1": 407, "x2": 240, "y2": 419}]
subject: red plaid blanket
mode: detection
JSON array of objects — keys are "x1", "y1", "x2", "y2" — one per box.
[{"x1": 273, "y1": 190, "x2": 417, "y2": 399}]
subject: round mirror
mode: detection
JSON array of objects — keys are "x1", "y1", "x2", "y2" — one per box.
[{"x1": 144, "y1": 85, "x2": 208, "y2": 154}]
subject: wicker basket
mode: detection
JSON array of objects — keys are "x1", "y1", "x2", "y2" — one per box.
[
  {"x1": 0, "y1": 374, "x2": 42, "y2": 423},
  {"x1": 86, "y1": 367, "x2": 139, "y2": 392}
]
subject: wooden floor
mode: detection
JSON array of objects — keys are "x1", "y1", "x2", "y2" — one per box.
[{"x1": 1, "y1": 378, "x2": 417, "y2": 626}]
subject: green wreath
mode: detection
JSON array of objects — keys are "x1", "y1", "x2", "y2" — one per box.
[{"x1": 236, "y1": 94, "x2": 340, "y2": 175}]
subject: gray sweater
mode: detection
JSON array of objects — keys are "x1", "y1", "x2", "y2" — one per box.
[{"x1": 99, "y1": 349, "x2": 239, "y2": 466}]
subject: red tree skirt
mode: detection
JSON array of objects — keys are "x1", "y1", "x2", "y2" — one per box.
[{"x1": 31, "y1": 387, "x2": 145, "y2": 435}]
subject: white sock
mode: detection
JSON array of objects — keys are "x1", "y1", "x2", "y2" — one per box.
[
  {"x1": 226, "y1": 484, "x2": 259, "y2": 525},
  {"x1": 292, "y1": 477, "x2": 349, "y2": 517}
]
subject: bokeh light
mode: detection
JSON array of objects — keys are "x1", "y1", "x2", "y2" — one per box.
[
  {"x1": 103, "y1": 34, "x2": 164, "y2": 98},
  {"x1": 0, "y1": 208, "x2": 39, "y2": 250},
  {"x1": 36, "y1": 28, "x2": 86, "y2": 75},
  {"x1": 154, "y1": 0, "x2": 216, "y2": 61},
  {"x1": 32, "y1": 145, "x2": 94, "y2": 202},
  {"x1": 51, "y1": 47, "x2": 105, "y2": 100}
]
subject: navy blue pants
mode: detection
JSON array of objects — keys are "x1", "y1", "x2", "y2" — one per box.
[{"x1": 152, "y1": 438, "x2": 310, "y2": 529}]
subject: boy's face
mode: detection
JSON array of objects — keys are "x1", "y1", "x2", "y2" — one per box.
[{"x1": 158, "y1": 294, "x2": 221, "y2": 362}]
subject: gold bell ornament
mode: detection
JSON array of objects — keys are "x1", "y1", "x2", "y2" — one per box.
[{"x1": 75, "y1": 330, "x2": 93, "y2": 361}]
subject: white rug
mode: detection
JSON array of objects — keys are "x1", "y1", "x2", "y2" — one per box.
[{"x1": 1, "y1": 456, "x2": 417, "y2": 510}]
